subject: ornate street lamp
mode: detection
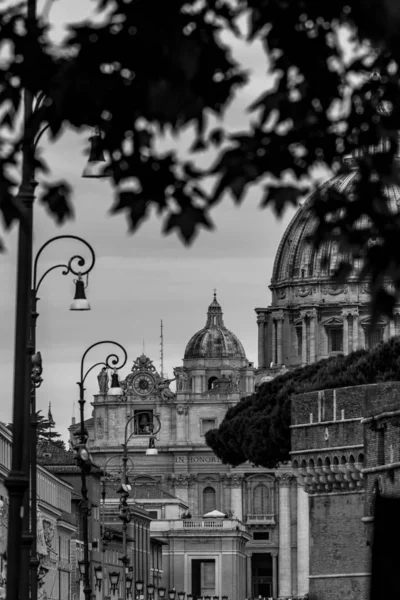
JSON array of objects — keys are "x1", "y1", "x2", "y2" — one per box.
[
  {"x1": 109, "y1": 571, "x2": 121, "y2": 595},
  {"x1": 117, "y1": 412, "x2": 161, "y2": 599},
  {"x1": 187, "y1": 595, "x2": 193, "y2": 600},
  {"x1": 74, "y1": 341, "x2": 128, "y2": 600},
  {"x1": 158, "y1": 587, "x2": 166, "y2": 599},
  {"x1": 147, "y1": 583, "x2": 155, "y2": 598},
  {"x1": 212, "y1": 596, "x2": 219, "y2": 600},
  {"x1": 178, "y1": 592, "x2": 186, "y2": 600},
  {"x1": 221, "y1": 596, "x2": 228, "y2": 600},
  {"x1": 27, "y1": 235, "x2": 96, "y2": 600},
  {"x1": 78, "y1": 560, "x2": 86, "y2": 580},
  {"x1": 126, "y1": 577, "x2": 133, "y2": 597},
  {"x1": 94, "y1": 565, "x2": 103, "y2": 591},
  {"x1": 204, "y1": 595, "x2": 211, "y2": 600},
  {"x1": 169, "y1": 590, "x2": 177, "y2": 600}
]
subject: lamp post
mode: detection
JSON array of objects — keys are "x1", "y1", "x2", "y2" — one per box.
[
  {"x1": 29, "y1": 235, "x2": 95, "y2": 600},
  {"x1": 74, "y1": 341, "x2": 128, "y2": 600},
  {"x1": 101, "y1": 455, "x2": 135, "y2": 600},
  {"x1": 4, "y1": 0, "x2": 108, "y2": 592},
  {"x1": 109, "y1": 571, "x2": 121, "y2": 596},
  {"x1": 135, "y1": 580, "x2": 144, "y2": 600},
  {"x1": 121, "y1": 412, "x2": 161, "y2": 598}
]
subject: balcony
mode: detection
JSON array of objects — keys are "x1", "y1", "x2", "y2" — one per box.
[
  {"x1": 151, "y1": 519, "x2": 248, "y2": 532},
  {"x1": 246, "y1": 514, "x2": 275, "y2": 525}
]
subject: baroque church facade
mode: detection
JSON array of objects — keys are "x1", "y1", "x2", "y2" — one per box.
[{"x1": 82, "y1": 295, "x2": 309, "y2": 600}]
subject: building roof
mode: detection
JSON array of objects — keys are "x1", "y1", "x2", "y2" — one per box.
[
  {"x1": 184, "y1": 293, "x2": 246, "y2": 360},
  {"x1": 271, "y1": 170, "x2": 400, "y2": 287},
  {"x1": 37, "y1": 442, "x2": 76, "y2": 466}
]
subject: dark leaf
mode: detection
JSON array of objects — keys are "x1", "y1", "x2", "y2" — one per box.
[
  {"x1": 39, "y1": 181, "x2": 74, "y2": 225},
  {"x1": 163, "y1": 203, "x2": 214, "y2": 244},
  {"x1": 261, "y1": 185, "x2": 304, "y2": 216}
]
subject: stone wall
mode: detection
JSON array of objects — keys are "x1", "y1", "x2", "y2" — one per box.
[{"x1": 291, "y1": 384, "x2": 371, "y2": 600}]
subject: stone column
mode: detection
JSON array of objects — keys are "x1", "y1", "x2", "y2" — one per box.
[
  {"x1": 257, "y1": 313, "x2": 266, "y2": 368},
  {"x1": 296, "y1": 484, "x2": 309, "y2": 596},
  {"x1": 272, "y1": 320, "x2": 277, "y2": 364},
  {"x1": 272, "y1": 552, "x2": 278, "y2": 599},
  {"x1": 278, "y1": 473, "x2": 292, "y2": 597},
  {"x1": 352, "y1": 313, "x2": 359, "y2": 351},
  {"x1": 274, "y1": 311, "x2": 284, "y2": 365},
  {"x1": 343, "y1": 314, "x2": 349, "y2": 355},
  {"x1": 230, "y1": 475, "x2": 244, "y2": 521},
  {"x1": 247, "y1": 554, "x2": 252, "y2": 597},
  {"x1": 277, "y1": 319, "x2": 283, "y2": 365},
  {"x1": 309, "y1": 310, "x2": 317, "y2": 363},
  {"x1": 300, "y1": 313, "x2": 307, "y2": 365}
]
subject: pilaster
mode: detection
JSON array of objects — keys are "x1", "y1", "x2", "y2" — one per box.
[
  {"x1": 277, "y1": 473, "x2": 294, "y2": 597},
  {"x1": 296, "y1": 484, "x2": 309, "y2": 596}
]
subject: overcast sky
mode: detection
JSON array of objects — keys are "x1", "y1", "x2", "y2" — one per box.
[{"x1": 0, "y1": 0, "x2": 298, "y2": 440}]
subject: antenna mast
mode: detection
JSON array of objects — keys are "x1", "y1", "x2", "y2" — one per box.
[{"x1": 160, "y1": 319, "x2": 164, "y2": 378}]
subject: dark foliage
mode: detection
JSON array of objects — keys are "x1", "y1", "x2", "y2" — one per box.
[
  {"x1": 6, "y1": 411, "x2": 65, "y2": 448},
  {"x1": 3, "y1": 2, "x2": 400, "y2": 313},
  {"x1": 206, "y1": 336, "x2": 400, "y2": 468}
]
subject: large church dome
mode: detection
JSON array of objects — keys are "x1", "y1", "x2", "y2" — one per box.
[
  {"x1": 255, "y1": 166, "x2": 400, "y2": 372},
  {"x1": 272, "y1": 170, "x2": 400, "y2": 287},
  {"x1": 184, "y1": 293, "x2": 246, "y2": 360}
]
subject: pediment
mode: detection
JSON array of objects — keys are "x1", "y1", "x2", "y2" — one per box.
[
  {"x1": 360, "y1": 317, "x2": 387, "y2": 327},
  {"x1": 323, "y1": 317, "x2": 343, "y2": 327}
]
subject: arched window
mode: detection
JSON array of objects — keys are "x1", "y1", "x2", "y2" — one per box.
[
  {"x1": 203, "y1": 486, "x2": 216, "y2": 514},
  {"x1": 253, "y1": 484, "x2": 269, "y2": 515},
  {"x1": 208, "y1": 377, "x2": 218, "y2": 390}
]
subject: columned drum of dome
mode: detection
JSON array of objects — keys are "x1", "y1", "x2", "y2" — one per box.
[{"x1": 256, "y1": 171, "x2": 400, "y2": 375}]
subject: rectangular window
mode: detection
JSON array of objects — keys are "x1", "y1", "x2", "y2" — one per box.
[
  {"x1": 328, "y1": 327, "x2": 343, "y2": 352},
  {"x1": 200, "y1": 419, "x2": 217, "y2": 436},
  {"x1": 367, "y1": 328, "x2": 384, "y2": 349},
  {"x1": 253, "y1": 531, "x2": 270, "y2": 540},
  {"x1": 134, "y1": 410, "x2": 154, "y2": 435},
  {"x1": 147, "y1": 511, "x2": 159, "y2": 520}
]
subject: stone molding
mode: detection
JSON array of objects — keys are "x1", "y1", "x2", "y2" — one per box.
[
  {"x1": 168, "y1": 473, "x2": 197, "y2": 487},
  {"x1": 299, "y1": 308, "x2": 317, "y2": 320},
  {"x1": 222, "y1": 473, "x2": 245, "y2": 487},
  {"x1": 276, "y1": 472, "x2": 296, "y2": 485},
  {"x1": 322, "y1": 285, "x2": 348, "y2": 295},
  {"x1": 293, "y1": 286, "x2": 313, "y2": 298},
  {"x1": 272, "y1": 310, "x2": 285, "y2": 322},
  {"x1": 341, "y1": 307, "x2": 359, "y2": 318}
]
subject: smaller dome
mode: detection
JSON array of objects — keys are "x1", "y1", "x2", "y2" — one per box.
[{"x1": 184, "y1": 292, "x2": 246, "y2": 360}]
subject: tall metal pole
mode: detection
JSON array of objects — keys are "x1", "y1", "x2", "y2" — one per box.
[
  {"x1": 122, "y1": 444, "x2": 128, "y2": 600},
  {"x1": 101, "y1": 477, "x2": 106, "y2": 600},
  {"x1": 4, "y1": 0, "x2": 37, "y2": 597},
  {"x1": 75, "y1": 342, "x2": 128, "y2": 600},
  {"x1": 29, "y1": 235, "x2": 96, "y2": 600},
  {"x1": 29, "y1": 291, "x2": 40, "y2": 600},
  {"x1": 78, "y1": 382, "x2": 92, "y2": 600}
]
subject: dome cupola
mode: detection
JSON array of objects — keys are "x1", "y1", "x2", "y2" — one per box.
[{"x1": 184, "y1": 292, "x2": 246, "y2": 360}]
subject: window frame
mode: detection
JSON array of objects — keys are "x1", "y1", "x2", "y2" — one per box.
[{"x1": 200, "y1": 418, "x2": 217, "y2": 436}]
